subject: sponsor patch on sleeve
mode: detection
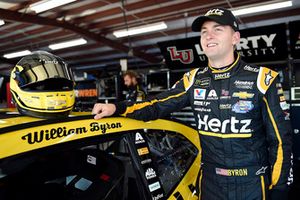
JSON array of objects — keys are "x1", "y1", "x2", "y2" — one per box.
[
  {"x1": 183, "y1": 68, "x2": 199, "y2": 91},
  {"x1": 257, "y1": 67, "x2": 278, "y2": 94}
]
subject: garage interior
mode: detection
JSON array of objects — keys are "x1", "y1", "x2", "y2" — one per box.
[
  {"x1": 0, "y1": 0, "x2": 300, "y2": 199},
  {"x1": 0, "y1": 0, "x2": 299, "y2": 73}
]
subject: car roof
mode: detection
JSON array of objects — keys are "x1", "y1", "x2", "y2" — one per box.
[{"x1": 0, "y1": 112, "x2": 199, "y2": 160}]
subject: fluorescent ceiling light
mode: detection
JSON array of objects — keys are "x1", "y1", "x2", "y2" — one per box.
[
  {"x1": 48, "y1": 38, "x2": 87, "y2": 50},
  {"x1": 113, "y1": 22, "x2": 168, "y2": 38},
  {"x1": 232, "y1": 1, "x2": 292, "y2": 16},
  {"x1": 0, "y1": 20, "x2": 4, "y2": 26},
  {"x1": 3, "y1": 50, "x2": 32, "y2": 59},
  {"x1": 29, "y1": 0, "x2": 76, "y2": 13}
]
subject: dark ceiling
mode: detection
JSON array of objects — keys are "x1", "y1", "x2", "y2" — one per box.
[{"x1": 0, "y1": 0, "x2": 299, "y2": 74}]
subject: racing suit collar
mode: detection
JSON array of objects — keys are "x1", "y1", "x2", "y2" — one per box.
[
  {"x1": 208, "y1": 52, "x2": 241, "y2": 80},
  {"x1": 128, "y1": 84, "x2": 138, "y2": 91}
]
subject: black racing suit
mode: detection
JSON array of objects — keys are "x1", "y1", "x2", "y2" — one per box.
[
  {"x1": 125, "y1": 85, "x2": 146, "y2": 102},
  {"x1": 115, "y1": 54, "x2": 293, "y2": 200}
]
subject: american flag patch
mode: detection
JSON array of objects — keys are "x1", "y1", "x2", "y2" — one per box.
[
  {"x1": 215, "y1": 168, "x2": 248, "y2": 176},
  {"x1": 216, "y1": 168, "x2": 229, "y2": 176}
]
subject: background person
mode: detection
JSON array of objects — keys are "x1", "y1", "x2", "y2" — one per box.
[{"x1": 123, "y1": 70, "x2": 146, "y2": 102}]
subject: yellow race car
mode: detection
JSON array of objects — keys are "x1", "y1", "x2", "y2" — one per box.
[{"x1": 0, "y1": 110, "x2": 201, "y2": 200}]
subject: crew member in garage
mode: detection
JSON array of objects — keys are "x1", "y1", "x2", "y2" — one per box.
[
  {"x1": 92, "y1": 7, "x2": 292, "y2": 200},
  {"x1": 123, "y1": 70, "x2": 146, "y2": 102}
]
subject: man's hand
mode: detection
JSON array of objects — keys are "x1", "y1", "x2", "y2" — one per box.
[{"x1": 92, "y1": 103, "x2": 116, "y2": 119}]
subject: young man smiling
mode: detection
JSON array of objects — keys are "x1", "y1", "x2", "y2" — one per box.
[{"x1": 92, "y1": 8, "x2": 292, "y2": 200}]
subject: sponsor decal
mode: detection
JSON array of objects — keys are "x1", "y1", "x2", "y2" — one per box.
[
  {"x1": 47, "y1": 99, "x2": 67, "y2": 106},
  {"x1": 194, "y1": 101, "x2": 211, "y2": 106},
  {"x1": 219, "y1": 104, "x2": 231, "y2": 109},
  {"x1": 256, "y1": 166, "x2": 268, "y2": 175},
  {"x1": 197, "y1": 114, "x2": 252, "y2": 133},
  {"x1": 216, "y1": 168, "x2": 248, "y2": 176},
  {"x1": 207, "y1": 89, "x2": 218, "y2": 100},
  {"x1": 277, "y1": 88, "x2": 284, "y2": 95},
  {"x1": 264, "y1": 70, "x2": 274, "y2": 86},
  {"x1": 148, "y1": 181, "x2": 161, "y2": 192},
  {"x1": 194, "y1": 77, "x2": 211, "y2": 87},
  {"x1": 280, "y1": 101, "x2": 289, "y2": 110},
  {"x1": 137, "y1": 147, "x2": 149, "y2": 156},
  {"x1": 234, "y1": 80, "x2": 254, "y2": 89},
  {"x1": 257, "y1": 68, "x2": 277, "y2": 94},
  {"x1": 194, "y1": 89, "x2": 206, "y2": 100},
  {"x1": 167, "y1": 46, "x2": 194, "y2": 64},
  {"x1": 232, "y1": 100, "x2": 254, "y2": 114},
  {"x1": 184, "y1": 71, "x2": 192, "y2": 82},
  {"x1": 39, "y1": 59, "x2": 58, "y2": 64},
  {"x1": 152, "y1": 193, "x2": 164, "y2": 200},
  {"x1": 197, "y1": 67, "x2": 208, "y2": 75},
  {"x1": 21, "y1": 122, "x2": 122, "y2": 144},
  {"x1": 75, "y1": 89, "x2": 97, "y2": 98},
  {"x1": 221, "y1": 89, "x2": 229, "y2": 96},
  {"x1": 244, "y1": 65, "x2": 259, "y2": 72},
  {"x1": 236, "y1": 33, "x2": 278, "y2": 58},
  {"x1": 195, "y1": 107, "x2": 211, "y2": 112},
  {"x1": 280, "y1": 95, "x2": 286, "y2": 102},
  {"x1": 287, "y1": 154, "x2": 293, "y2": 185},
  {"x1": 276, "y1": 83, "x2": 282, "y2": 88},
  {"x1": 135, "y1": 132, "x2": 145, "y2": 144},
  {"x1": 220, "y1": 96, "x2": 231, "y2": 100},
  {"x1": 145, "y1": 168, "x2": 157, "y2": 180},
  {"x1": 141, "y1": 158, "x2": 152, "y2": 165},
  {"x1": 87, "y1": 155, "x2": 96, "y2": 165},
  {"x1": 214, "y1": 72, "x2": 230, "y2": 80},
  {"x1": 205, "y1": 8, "x2": 224, "y2": 16},
  {"x1": 284, "y1": 111, "x2": 290, "y2": 121},
  {"x1": 23, "y1": 97, "x2": 33, "y2": 104},
  {"x1": 232, "y1": 91, "x2": 254, "y2": 99},
  {"x1": 220, "y1": 89, "x2": 231, "y2": 99}
]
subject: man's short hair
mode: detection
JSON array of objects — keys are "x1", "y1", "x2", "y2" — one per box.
[{"x1": 123, "y1": 70, "x2": 139, "y2": 79}]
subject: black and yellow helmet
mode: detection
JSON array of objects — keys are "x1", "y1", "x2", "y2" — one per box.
[{"x1": 10, "y1": 51, "x2": 75, "y2": 119}]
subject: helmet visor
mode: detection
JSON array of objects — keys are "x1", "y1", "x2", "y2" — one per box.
[{"x1": 15, "y1": 52, "x2": 73, "y2": 88}]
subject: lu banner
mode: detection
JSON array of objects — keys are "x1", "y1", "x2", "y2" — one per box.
[
  {"x1": 289, "y1": 20, "x2": 300, "y2": 59},
  {"x1": 158, "y1": 23, "x2": 288, "y2": 69}
]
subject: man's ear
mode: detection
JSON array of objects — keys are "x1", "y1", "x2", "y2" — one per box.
[
  {"x1": 232, "y1": 31, "x2": 240, "y2": 45},
  {"x1": 132, "y1": 77, "x2": 137, "y2": 84}
]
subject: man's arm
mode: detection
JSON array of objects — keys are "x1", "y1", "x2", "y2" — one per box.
[
  {"x1": 261, "y1": 76, "x2": 292, "y2": 197},
  {"x1": 116, "y1": 85, "x2": 189, "y2": 121},
  {"x1": 93, "y1": 69, "x2": 199, "y2": 121}
]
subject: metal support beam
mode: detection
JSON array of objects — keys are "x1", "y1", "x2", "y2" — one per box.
[{"x1": 0, "y1": 8, "x2": 160, "y2": 64}]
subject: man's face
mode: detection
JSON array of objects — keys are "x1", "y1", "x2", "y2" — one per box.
[
  {"x1": 200, "y1": 21, "x2": 240, "y2": 61},
  {"x1": 124, "y1": 75, "x2": 136, "y2": 87}
]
